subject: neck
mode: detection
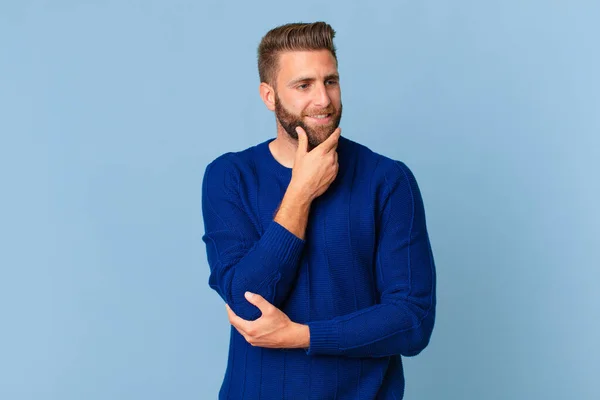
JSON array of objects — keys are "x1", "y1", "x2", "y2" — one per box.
[{"x1": 268, "y1": 124, "x2": 298, "y2": 169}]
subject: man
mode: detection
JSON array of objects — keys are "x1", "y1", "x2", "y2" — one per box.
[{"x1": 202, "y1": 21, "x2": 436, "y2": 400}]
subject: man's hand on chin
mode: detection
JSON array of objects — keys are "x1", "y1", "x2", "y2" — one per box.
[{"x1": 225, "y1": 292, "x2": 310, "y2": 350}]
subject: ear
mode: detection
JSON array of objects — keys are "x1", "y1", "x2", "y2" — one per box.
[{"x1": 259, "y1": 82, "x2": 276, "y2": 111}]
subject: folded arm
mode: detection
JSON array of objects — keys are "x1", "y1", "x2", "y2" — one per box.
[
  {"x1": 202, "y1": 156, "x2": 308, "y2": 320},
  {"x1": 306, "y1": 161, "x2": 437, "y2": 357}
]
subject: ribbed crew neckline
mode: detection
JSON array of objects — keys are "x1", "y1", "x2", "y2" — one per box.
[
  {"x1": 257, "y1": 138, "x2": 293, "y2": 177},
  {"x1": 257, "y1": 136, "x2": 347, "y2": 177}
]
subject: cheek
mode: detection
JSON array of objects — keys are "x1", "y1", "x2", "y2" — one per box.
[
  {"x1": 292, "y1": 99, "x2": 310, "y2": 115},
  {"x1": 281, "y1": 92, "x2": 310, "y2": 115},
  {"x1": 330, "y1": 89, "x2": 342, "y2": 105}
]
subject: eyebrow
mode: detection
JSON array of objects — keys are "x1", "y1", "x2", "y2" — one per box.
[{"x1": 287, "y1": 73, "x2": 340, "y2": 87}]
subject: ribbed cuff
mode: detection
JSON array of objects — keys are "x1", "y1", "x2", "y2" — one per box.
[
  {"x1": 258, "y1": 220, "x2": 305, "y2": 266},
  {"x1": 306, "y1": 320, "x2": 340, "y2": 356}
]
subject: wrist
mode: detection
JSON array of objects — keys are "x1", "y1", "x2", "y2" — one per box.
[
  {"x1": 290, "y1": 323, "x2": 310, "y2": 349},
  {"x1": 285, "y1": 182, "x2": 313, "y2": 206}
]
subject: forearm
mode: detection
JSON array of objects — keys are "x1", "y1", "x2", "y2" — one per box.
[
  {"x1": 209, "y1": 220, "x2": 305, "y2": 320},
  {"x1": 274, "y1": 183, "x2": 312, "y2": 240},
  {"x1": 306, "y1": 299, "x2": 435, "y2": 358}
]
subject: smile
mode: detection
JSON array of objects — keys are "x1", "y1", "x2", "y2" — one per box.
[{"x1": 306, "y1": 113, "x2": 333, "y2": 124}]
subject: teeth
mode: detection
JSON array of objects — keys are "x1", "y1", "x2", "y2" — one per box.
[{"x1": 311, "y1": 114, "x2": 328, "y2": 119}]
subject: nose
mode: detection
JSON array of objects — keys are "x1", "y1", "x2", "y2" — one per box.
[{"x1": 313, "y1": 82, "x2": 331, "y2": 108}]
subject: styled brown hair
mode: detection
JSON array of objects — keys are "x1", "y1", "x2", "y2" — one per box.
[{"x1": 257, "y1": 21, "x2": 337, "y2": 86}]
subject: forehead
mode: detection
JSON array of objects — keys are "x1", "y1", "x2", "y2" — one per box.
[{"x1": 276, "y1": 50, "x2": 338, "y2": 83}]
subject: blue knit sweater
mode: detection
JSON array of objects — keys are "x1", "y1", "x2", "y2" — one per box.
[{"x1": 201, "y1": 136, "x2": 436, "y2": 400}]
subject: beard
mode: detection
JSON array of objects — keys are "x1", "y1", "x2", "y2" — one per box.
[{"x1": 274, "y1": 93, "x2": 342, "y2": 150}]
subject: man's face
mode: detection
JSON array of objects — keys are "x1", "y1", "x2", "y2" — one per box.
[{"x1": 272, "y1": 50, "x2": 342, "y2": 149}]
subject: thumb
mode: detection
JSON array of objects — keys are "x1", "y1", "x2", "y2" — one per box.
[
  {"x1": 295, "y1": 126, "x2": 308, "y2": 154},
  {"x1": 244, "y1": 292, "x2": 273, "y2": 314}
]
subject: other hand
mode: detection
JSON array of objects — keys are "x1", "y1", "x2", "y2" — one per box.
[{"x1": 225, "y1": 292, "x2": 310, "y2": 349}]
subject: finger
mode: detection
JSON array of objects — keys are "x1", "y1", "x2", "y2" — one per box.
[
  {"x1": 319, "y1": 127, "x2": 341, "y2": 153},
  {"x1": 245, "y1": 292, "x2": 276, "y2": 316},
  {"x1": 225, "y1": 303, "x2": 235, "y2": 319},
  {"x1": 225, "y1": 303, "x2": 237, "y2": 323},
  {"x1": 295, "y1": 126, "x2": 308, "y2": 154}
]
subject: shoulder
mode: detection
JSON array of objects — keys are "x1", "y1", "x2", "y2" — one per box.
[
  {"x1": 342, "y1": 138, "x2": 428, "y2": 221},
  {"x1": 340, "y1": 136, "x2": 416, "y2": 185},
  {"x1": 202, "y1": 141, "x2": 264, "y2": 190},
  {"x1": 204, "y1": 141, "x2": 265, "y2": 179}
]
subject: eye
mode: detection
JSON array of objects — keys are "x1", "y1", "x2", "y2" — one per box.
[
  {"x1": 326, "y1": 79, "x2": 338, "y2": 85},
  {"x1": 297, "y1": 83, "x2": 309, "y2": 90}
]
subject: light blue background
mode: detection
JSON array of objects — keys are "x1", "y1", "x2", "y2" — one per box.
[{"x1": 1, "y1": 1, "x2": 599, "y2": 399}]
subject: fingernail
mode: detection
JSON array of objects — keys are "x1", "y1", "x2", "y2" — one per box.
[{"x1": 245, "y1": 292, "x2": 254, "y2": 299}]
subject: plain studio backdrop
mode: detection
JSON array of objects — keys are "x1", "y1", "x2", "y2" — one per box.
[{"x1": 1, "y1": 1, "x2": 598, "y2": 399}]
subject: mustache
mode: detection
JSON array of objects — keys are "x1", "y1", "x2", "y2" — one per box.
[{"x1": 302, "y1": 106, "x2": 336, "y2": 116}]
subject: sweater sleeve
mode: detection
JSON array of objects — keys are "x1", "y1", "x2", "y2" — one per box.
[
  {"x1": 306, "y1": 161, "x2": 436, "y2": 358},
  {"x1": 201, "y1": 156, "x2": 305, "y2": 320}
]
